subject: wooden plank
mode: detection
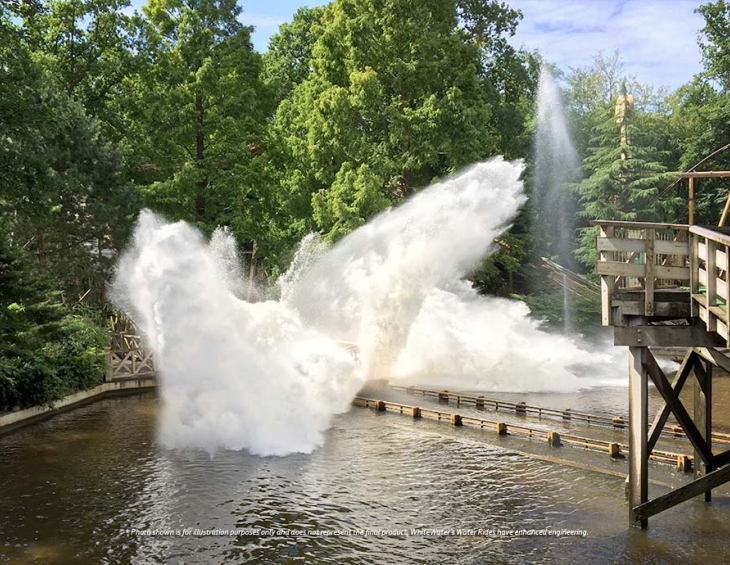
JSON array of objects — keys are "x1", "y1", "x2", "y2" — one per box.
[
  {"x1": 613, "y1": 300, "x2": 692, "y2": 318},
  {"x1": 597, "y1": 238, "x2": 688, "y2": 255},
  {"x1": 656, "y1": 240, "x2": 690, "y2": 255},
  {"x1": 633, "y1": 463, "x2": 730, "y2": 521},
  {"x1": 691, "y1": 225, "x2": 730, "y2": 247},
  {"x1": 716, "y1": 248, "x2": 727, "y2": 269},
  {"x1": 629, "y1": 344, "x2": 649, "y2": 528},
  {"x1": 654, "y1": 265, "x2": 691, "y2": 280},
  {"x1": 699, "y1": 268, "x2": 708, "y2": 287},
  {"x1": 645, "y1": 229, "x2": 655, "y2": 317},
  {"x1": 647, "y1": 351, "x2": 694, "y2": 454},
  {"x1": 596, "y1": 261, "x2": 646, "y2": 278},
  {"x1": 643, "y1": 353, "x2": 714, "y2": 466},
  {"x1": 592, "y1": 220, "x2": 689, "y2": 230},
  {"x1": 614, "y1": 326, "x2": 725, "y2": 347},
  {"x1": 597, "y1": 237, "x2": 646, "y2": 253},
  {"x1": 678, "y1": 171, "x2": 730, "y2": 179},
  {"x1": 699, "y1": 242, "x2": 708, "y2": 262},
  {"x1": 718, "y1": 278, "x2": 727, "y2": 303}
]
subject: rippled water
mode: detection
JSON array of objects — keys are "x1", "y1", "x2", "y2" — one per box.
[{"x1": 2, "y1": 391, "x2": 730, "y2": 565}]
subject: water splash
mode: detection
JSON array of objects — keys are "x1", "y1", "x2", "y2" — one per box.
[
  {"x1": 112, "y1": 156, "x2": 610, "y2": 456},
  {"x1": 111, "y1": 212, "x2": 365, "y2": 456},
  {"x1": 533, "y1": 66, "x2": 580, "y2": 331}
]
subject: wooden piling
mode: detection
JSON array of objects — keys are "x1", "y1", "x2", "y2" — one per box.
[
  {"x1": 475, "y1": 396, "x2": 485, "y2": 409},
  {"x1": 612, "y1": 416, "x2": 625, "y2": 429},
  {"x1": 608, "y1": 443, "x2": 621, "y2": 458},
  {"x1": 411, "y1": 407, "x2": 421, "y2": 419},
  {"x1": 496, "y1": 422, "x2": 507, "y2": 435},
  {"x1": 547, "y1": 431, "x2": 561, "y2": 446},
  {"x1": 438, "y1": 390, "x2": 449, "y2": 403},
  {"x1": 515, "y1": 402, "x2": 527, "y2": 415},
  {"x1": 628, "y1": 343, "x2": 649, "y2": 529},
  {"x1": 376, "y1": 400, "x2": 386, "y2": 412},
  {"x1": 677, "y1": 455, "x2": 693, "y2": 473},
  {"x1": 451, "y1": 414, "x2": 463, "y2": 427}
]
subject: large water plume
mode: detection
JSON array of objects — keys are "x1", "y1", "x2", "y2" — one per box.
[{"x1": 112, "y1": 157, "x2": 610, "y2": 456}]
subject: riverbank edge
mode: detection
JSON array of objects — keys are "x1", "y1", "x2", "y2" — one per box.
[{"x1": 0, "y1": 377, "x2": 157, "y2": 435}]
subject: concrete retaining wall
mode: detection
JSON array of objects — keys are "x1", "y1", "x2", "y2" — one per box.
[{"x1": 0, "y1": 377, "x2": 157, "y2": 435}]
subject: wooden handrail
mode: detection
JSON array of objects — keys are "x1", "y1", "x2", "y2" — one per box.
[
  {"x1": 591, "y1": 220, "x2": 689, "y2": 231},
  {"x1": 690, "y1": 225, "x2": 730, "y2": 247}
]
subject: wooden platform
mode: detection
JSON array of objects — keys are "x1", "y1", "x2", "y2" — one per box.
[{"x1": 594, "y1": 220, "x2": 730, "y2": 528}]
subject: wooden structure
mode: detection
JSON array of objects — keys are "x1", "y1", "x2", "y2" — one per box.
[
  {"x1": 106, "y1": 314, "x2": 155, "y2": 380},
  {"x1": 596, "y1": 219, "x2": 730, "y2": 527}
]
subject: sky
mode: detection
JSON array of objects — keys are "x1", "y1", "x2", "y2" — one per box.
[{"x1": 131, "y1": 0, "x2": 707, "y2": 91}]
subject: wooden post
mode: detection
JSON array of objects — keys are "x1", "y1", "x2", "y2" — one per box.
[
  {"x1": 451, "y1": 414, "x2": 463, "y2": 427},
  {"x1": 694, "y1": 360, "x2": 712, "y2": 501},
  {"x1": 411, "y1": 407, "x2": 421, "y2": 419},
  {"x1": 689, "y1": 177, "x2": 695, "y2": 225},
  {"x1": 628, "y1": 343, "x2": 649, "y2": 528},
  {"x1": 496, "y1": 422, "x2": 507, "y2": 435},
  {"x1": 644, "y1": 228, "x2": 655, "y2": 316},
  {"x1": 720, "y1": 189, "x2": 730, "y2": 227},
  {"x1": 600, "y1": 225, "x2": 615, "y2": 325},
  {"x1": 691, "y1": 232, "x2": 700, "y2": 318},
  {"x1": 547, "y1": 431, "x2": 561, "y2": 446},
  {"x1": 706, "y1": 240, "x2": 717, "y2": 332}
]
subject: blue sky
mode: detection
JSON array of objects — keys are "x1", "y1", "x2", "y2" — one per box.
[{"x1": 129, "y1": 0, "x2": 705, "y2": 90}]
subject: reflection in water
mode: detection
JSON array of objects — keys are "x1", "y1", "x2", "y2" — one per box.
[{"x1": 1, "y1": 391, "x2": 730, "y2": 564}]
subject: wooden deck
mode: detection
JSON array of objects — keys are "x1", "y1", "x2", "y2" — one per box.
[{"x1": 594, "y1": 219, "x2": 730, "y2": 528}]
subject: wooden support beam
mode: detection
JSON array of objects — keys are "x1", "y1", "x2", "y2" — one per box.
[
  {"x1": 633, "y1": 463, "x2": 730, "y2": 522},
  {"x1": 693, "y1": 347, "x2": 730, "y2": 373},
  {"x1": 628, "y1": 344, "x2": 649, "y2": 528},
  {"x1": 643, "y1": 353, "x2": 714, "y2": 466},
  {"x1": 694, "y1": 359, "x2": 713, "y2": 501},
  {"x1": 613, "y1": 326, "x2": 725, "y2": 347},
  {"x1": 647, "y1": 351, "x2": 695, "y2": 454}
]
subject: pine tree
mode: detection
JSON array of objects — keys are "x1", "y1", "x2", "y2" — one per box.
[{"x1": 575, "y1": 86, "x2": 679, "y2": 268}]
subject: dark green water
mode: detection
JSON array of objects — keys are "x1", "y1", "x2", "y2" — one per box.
[{"x1": 2, "y1": 390, "x2": 730, "y2": 565}]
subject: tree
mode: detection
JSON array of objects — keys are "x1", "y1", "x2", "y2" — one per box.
[
  {"x1": 574, "y1": 86, "x2": 679, "y2": 268},
  {"x1": 0, "y1": 233, "x2": 108, "y2": 410},
  {"x1": 263, "y1": 6, "x2": 326, "y2": 104},
  {"x1": 1, "y1": 8, "x2": 136, "y2": 303},
  {"x1": 19, "y1": 0, "x2": 143, "y2": 138},
  {"x1": 128, "y1": 0, "x2": 273, "y2": 257},
  {"x1": 273, "y1": 0, "x2": 520, "y2": 242},
  {"x1": 669, "y1": 1, "x2": 730, "y2": 224}
]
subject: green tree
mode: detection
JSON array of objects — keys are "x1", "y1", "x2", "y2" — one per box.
[
  {"x1": 0, "y1": 234, "x2": 108, "y2": 410},
  {"x1": 574, "y1": 89, "x2": 678, "y2": 268},
  {"x1": 19, "y1": 0, "x2": 143, "y2": 138},
  {"x1": 128, "y1": 0, "x2": 273, "y2": 257},
  {"x1": 274, "y1": 0, "x2": 520, "y2": 242},
  {"x1": 264, "y1": 6, "x2": 326, "y2": 104}
]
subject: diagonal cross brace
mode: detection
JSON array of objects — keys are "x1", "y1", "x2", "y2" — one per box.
[
  {"x1": 646, "y1": 350, "x2": 695, "y2": 455},
  {"x1": 642, "y1": 351, "x2": 714, "y2": 466}
]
